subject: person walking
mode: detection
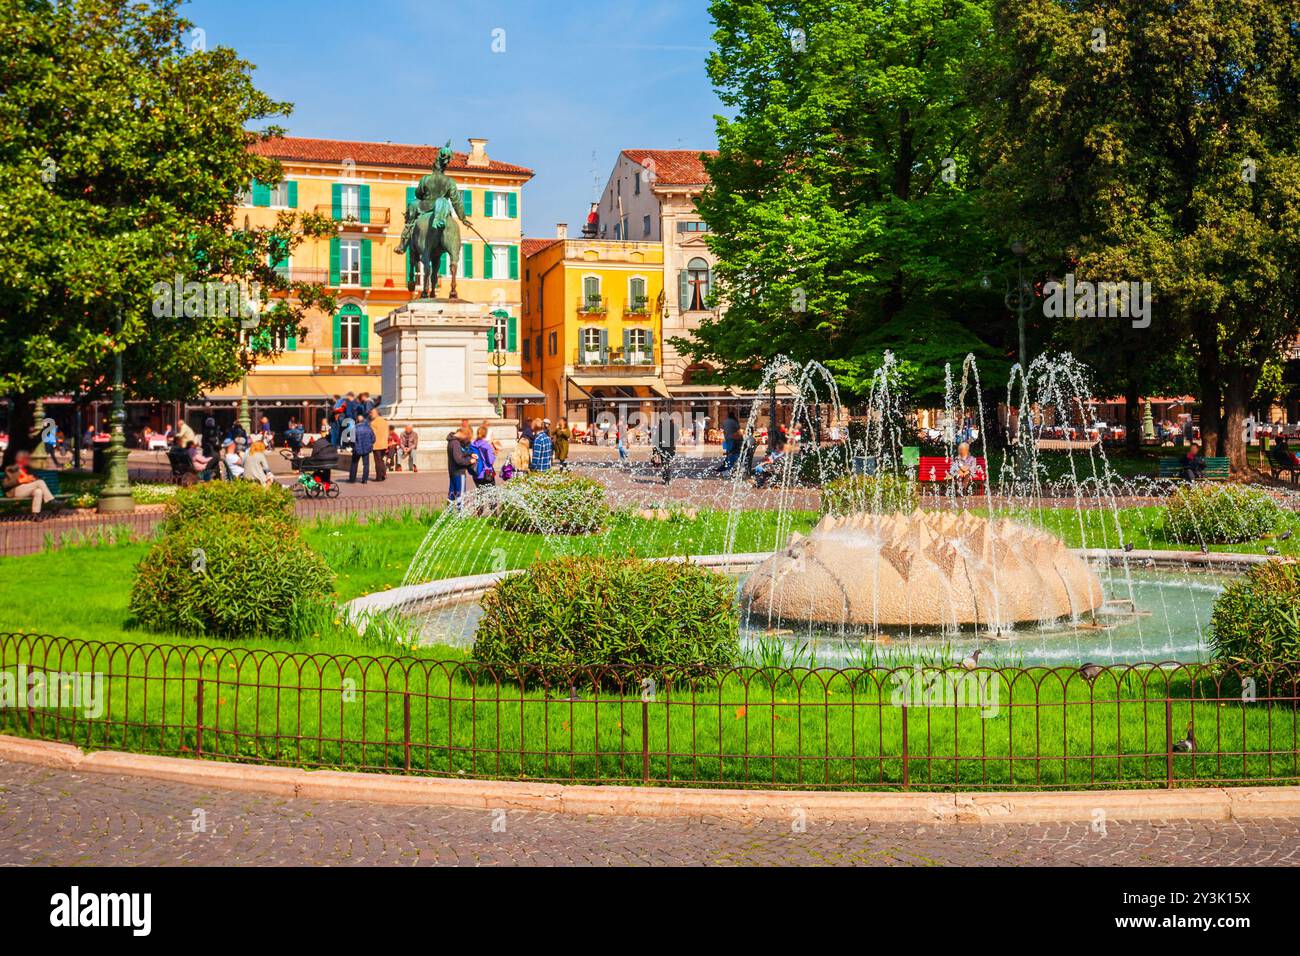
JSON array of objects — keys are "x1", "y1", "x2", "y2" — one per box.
[
  {"x1": 529, "y1": 418, "x2": 553, "y2": 472},
  {"x1": 368, "y1": 408, "x2": 389, "y2": 482},
  {"x1": 552, "y1": 418, "x2": 572, "y2": 470},
  {"x1": 719, "y1": 412, "x2": 740, "y2": 473},
  {"x1": 446, "y1": 425, "x2": 477, "y2": 505},
  {"x1": 349, "y1": 414, "x2": 375, "y2": 483}
]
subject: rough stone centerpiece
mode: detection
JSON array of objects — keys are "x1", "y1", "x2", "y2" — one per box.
[{"x1": 742, "y1": 511, "x2": 1105, "y2": 630}]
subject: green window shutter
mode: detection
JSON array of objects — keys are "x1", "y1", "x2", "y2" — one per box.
[
  {"x1": 645, "y1": 329, "x2": 654, "y2": 350},
  {"x1": 358, "y1": 313, "x2": 370, "y2": 364},
  {"x1": 484, "y1": 244, "x2": 494, "y2": 279},
  {"x1": 461, "y1": 188, "x2": 472, "y2": 214},
  {"x1": 360, "y1": 239, "x2": 372, "y2": 286},
  {"x1": 359, "y1": 184, "x2": 371, "y2": 224},
  {"x1": 508, "y1": 244, "x2": 519, "y2": 280},
  {"x1": 483, "y1": 190, "x2": 494, "y2": 217},
  {"x1": 406, "y1": 186, "x2": 416, "y2": 209},
  {"x1": 252, "y1": 180, "x2": 270, "y2": 207},
  {"x1": 332, "y1": 311, "x2": 342, "y2": 357},
  {"x1": 622, "y1": 329, "x2": 631, "y2": 353},
  {"x1": 508, "y1": 316, "x2": 518, "y2": 352},
  {"x1": 598, "y1": 328, "x2": 609, "y2": 362},
  {"x1": 438, "y1": 252, "x2": 448, "y2": 277},
  {"x1": 329, "y1": 237, "x2": 341, "y2": 286},
  {"x1": 486, "y1": 325, "x2": 497, "y2": 351},
  {"x1": 678, "y1": 270, "x2": 690, "y2": 310},
  {"x1": 287, "y1": 333, "x2": 297, "y2": 351},
  {"x1": 286, "y1": 181, "x2": 298, "y2": 209},
  {"x1": 507, "y1": 192, "x2": 518, "y2": 218},
  {"x1": 462, "y1": 242, "x2": 474, "y2": 278},
  {"x1": 331, "y1": 183, "x2": 342, "y2": 220}
]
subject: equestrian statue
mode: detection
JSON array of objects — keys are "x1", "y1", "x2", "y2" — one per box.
[{"x1": 396, "y1": 141, "x2": 473, "y2": 299}]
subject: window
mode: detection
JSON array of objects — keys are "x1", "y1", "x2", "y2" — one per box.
[
  {"x1": 338, "y1": 308, "x2": 362, "y2": 362},
  {"x1": 582, "y1": 327, "x2": 602, "y2": 357},
  {"x1": 339, "y1": 184, "x2": 361, "y2": 220},
  {"x1": 628, "y1": 276, "x2": 647, "y2": 311},
  {"x1": 634, "y1": 172, "x2": 641, "y2": 195},
  {"x1": 642, "y1": 214, "x2": 651, "y2": 237},
  {"x1": 339, "y1": 239, "x2": 361, "y2": 285},
  {"x1": 268, "y1": 181, "x2": 292, "y2": 207},
  {"x1": 627, "y1": 328, "x2": 649, "y2": 362},
  {"x1": 491, "y1": 191, "x2": 509, "y2": 218},
  {"x1": 582, "y1": 275, "x2": 601, "y2": 309},
  {"x1": 686, "y1": 257, "x2": 710, "y2": 311},
  {"x1": 490, "y1": 313, "x2": 509, "y2": 352},
  {"x1": 548, "y1": 331, "x2": 557, "y2": 356},
  {"x1": 613, "y1": 223, "x2": 621, "y2": 240},
  {"x1": 523, "y1": 339, "x2": 531, "y2": 362},
  {"x1": 491, "y1": 244, "x2": 509, "y2": 277},
  {"x1": 677, "y1": 221, "x2": 712, "y2": 233}
]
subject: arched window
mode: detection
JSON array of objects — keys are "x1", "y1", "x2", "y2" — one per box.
[
  {"x1": 333, "y1": 303, "x2": 367, "y2": 364},
  {"x1": 685, "y1": 258, "x2": 711, "y2": 311}
]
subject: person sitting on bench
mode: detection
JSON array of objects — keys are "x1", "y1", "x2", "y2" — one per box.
[
  {"x1": 1181, "y1": 443, "x2": 1206, "y2": 481},
  {"x1": 953, "y1": 441, "x2": 982, "y2": 493},
  {"x1": 3, "y1": 450, "x2": 57, "y2": 516}
]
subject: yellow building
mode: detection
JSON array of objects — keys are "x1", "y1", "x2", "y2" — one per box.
[
  {"x1": 521, "y1": 229, "x2": 666, "y2": 426},
  {"x1": 197, "y1": 136, "x2": 541, "y2": 432}
]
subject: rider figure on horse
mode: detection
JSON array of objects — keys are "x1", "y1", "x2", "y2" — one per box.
[{"x1": 397, "y1": 140, "x2": 472, "y2": 298}]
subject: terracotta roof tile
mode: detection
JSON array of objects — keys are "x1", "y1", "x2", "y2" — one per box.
[
  {"x1": 522, "y1": 237, "x2": 563, "y2": 257},
  {"x1": 621, "y1": 148, "x2": 716, "y2": 186},
  {"x1": 248, "y1": 136, "x2": 533, "y2": 177}
]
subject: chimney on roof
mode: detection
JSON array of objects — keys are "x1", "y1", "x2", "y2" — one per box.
[
  {"x1": 556, "y1": 223, "x2": 568, "y2": 240},
  {"x1": 467, "y1": 138, "x2": 489, "y2": 168}
]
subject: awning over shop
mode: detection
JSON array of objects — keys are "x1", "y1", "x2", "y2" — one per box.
[
  {"x1": 201, "y1": 373, "x2": 379, "y2": 401},
  {"x1": 668, "y1": 384, "x2": 736, "y2": 396},
  {"x1": 489, "y1": 373, "x2": 544, "y2": 399},
  {"x1": 568, "y1": 376, "x2": 671, "y2": 400}
]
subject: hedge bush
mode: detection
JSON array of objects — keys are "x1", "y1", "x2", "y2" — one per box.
[
  {"x1": 497, "y1": 470, "x2": 607, "y2": 534},
  {"x1": 160, "y1": 480, "x2": 295, "y2": 533},
  {"x1": 130, "y1": 515, "x2": 333, "y2": 639},
  {"x1": 821, "y1": 474, "x2": 919, "y2": 515},
  {"x1": 473, "y1": 556, "x2": 739, "y2": 684},
  {"x1": 1162, "y1": 484, "x2": 1285, "y2": 544},
  {"x1": 1210, "y1": 560, "x2": 1300, "y2": 672}
]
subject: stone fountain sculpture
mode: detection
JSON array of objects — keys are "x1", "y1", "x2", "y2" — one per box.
[{"x1": 741, "y1": 511, "x2": 1104, "y2": 631}]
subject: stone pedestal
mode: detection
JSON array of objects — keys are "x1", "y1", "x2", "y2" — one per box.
[{"x1": 375, "y1": 300, "x2": 516, "y2": 471}]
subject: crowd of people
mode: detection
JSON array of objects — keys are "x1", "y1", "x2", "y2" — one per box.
[{"x1": 444, "y1": 416, "x2": 572, "y2": 505}]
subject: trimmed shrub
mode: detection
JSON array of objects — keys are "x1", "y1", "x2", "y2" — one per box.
[
  {"x1": 130, "y1": 516, "x2": 333, "y2": 639},
  {"x1": 821, "y1": 474, "x2": 919, "y2": 515},
  {"x1": 161, "y1": 480, "x2": 295, "y2": 533},
  {"x1": 1210, "y1": 560, "x2": 1300, "y2": 672},
  {"x1": 497, "y1": 470, "x2": 607, "y2": 534},
  {"x1": 1162, "y1": 484, "x2": 1285, "y2": 544},
  {"x1": 473, "y1": 556, "x2": 739, "y2": 684}
]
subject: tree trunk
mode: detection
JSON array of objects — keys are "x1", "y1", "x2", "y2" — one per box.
[
  {"x1": 2, "y1": 393, "x2": 34, "y2": 468},
  {"x1": 1222, "y1": 365, "x2": 1251, "y2": 475},
  {"x1": 1124, "y1": 376, "x2": 1141, "y2": 455},
  {"x1": 1197, "y1": 363, "x2": 1222, "y2": 458}
]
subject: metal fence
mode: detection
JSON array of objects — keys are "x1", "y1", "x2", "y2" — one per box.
[{"x1": 3, "y1": 633, "x2": 1297, "y2": 791}]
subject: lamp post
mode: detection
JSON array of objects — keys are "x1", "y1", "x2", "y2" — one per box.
[
  {"x1": 490, "y1": 346, "x2": 507, "y2": 417},
  {"x1": 981, "y1": 240, "x2": 1037, "y2": 480},
  {"x1": 97, "y1": 314, "x2": 135, "y2": 514}
]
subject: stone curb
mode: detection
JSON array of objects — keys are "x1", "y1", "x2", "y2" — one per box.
[{"x1": 3, "y1": 734, "x2": 1297, "y2": 824}]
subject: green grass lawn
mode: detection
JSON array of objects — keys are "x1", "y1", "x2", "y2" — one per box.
[{"x1": 4, "y1": 500, "x2": 1299, "y2": 790}]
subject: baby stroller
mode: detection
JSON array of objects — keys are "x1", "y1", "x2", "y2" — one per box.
[{"x1": 284, "y1": 449, "x2": 340, "y2": 499}]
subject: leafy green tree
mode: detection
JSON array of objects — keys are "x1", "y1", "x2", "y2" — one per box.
[
  {"x1": 0, "y1": 0, "x2": 334, "y2": 460},
  {"x1": 681, "y1": 0, "x2": 1011, "y2": 409},
  {"x1": 982, "y1": 0, "x2": 1300, "y2": 471}
]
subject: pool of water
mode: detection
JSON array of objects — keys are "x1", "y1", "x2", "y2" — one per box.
[{"x1": 408, "y1": 567, "x2": 1227, "y2": 666}]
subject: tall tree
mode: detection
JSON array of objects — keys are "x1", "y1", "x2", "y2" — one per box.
[
  {"x1": 680, "y1": 0, "x2": 1011, "y2": 408},
  {"x1": 0, "y1": 0, "x2": 333, "y2": 458},
  {"x1": 982, "y1": 0, "x2": 1300, "y2": 471}
]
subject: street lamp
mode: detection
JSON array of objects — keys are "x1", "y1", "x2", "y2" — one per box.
[
  {"x1": 981, "y1": 239, "x2": 1034, "y2": 372},
  {"x1": 491, "y1": 344, "x2": 507, "y2": 417},
  {"x1": 97, "y1": 313, "x2": 135, "y2": 514}
]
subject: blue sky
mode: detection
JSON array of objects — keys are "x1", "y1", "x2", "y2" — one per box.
[{"x1": 186, "y1": 0, "x2": 724, "y2": 237}]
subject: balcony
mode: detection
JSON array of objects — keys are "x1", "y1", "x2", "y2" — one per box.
[
  {"x1": 313, "y1": 204, "x2": 392, "y2": 227},
  {"x1": 576, "y1": 295, "x2": 607, "y2": 315},
  {"x1": 573, "y1": 348, "x2": 656, "y2": 372},
  {"x1": 287, "y1": 267, "x2": 437, "y2": 292},
  {"x1": 313, "y1": 346, "x2": 378, "y2": 373},
  {"x1": 624, "y1": 296, "x2": 651, "y2": 316}
]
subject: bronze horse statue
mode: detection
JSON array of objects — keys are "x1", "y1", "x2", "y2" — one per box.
[{"x1": 396, "y1": 141, "x2": 470, "y2": 300}]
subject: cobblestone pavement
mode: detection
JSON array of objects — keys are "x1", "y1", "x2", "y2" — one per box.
[{"x1": 3, "y1": 761, "x2": 1299, "y2": 866}]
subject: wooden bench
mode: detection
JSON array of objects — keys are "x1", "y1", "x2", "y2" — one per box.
[
  {"x1": 1266, "y1": 447, "x2": 1299, "y2": 485},
  {"x1": 918, "y1": 455, "x2": 987, "y2": 492},
  {"x1": 1158, "y1": 456, "x2": 1229, "y2": 481}
]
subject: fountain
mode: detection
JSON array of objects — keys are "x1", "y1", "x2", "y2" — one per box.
[{"x1": 741, "y1": 510, "x2": 1104, "y2": 631}]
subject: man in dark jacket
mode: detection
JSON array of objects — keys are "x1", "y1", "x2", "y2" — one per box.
[
  {"x1": 348, "y1": 414, "x2": 376, "y2": 483},
  {"x1": 305, "y1": 430, "x2": 339, "y2": 485},
  {"x1": 200, "y1": 417, "x2": 222, "y2": 458},
  {"x1": 446, "y1": 426, "x2": 478, "y2": 505}
]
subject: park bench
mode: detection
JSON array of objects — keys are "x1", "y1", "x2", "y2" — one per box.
[
  {"x1": 917, "y1": 455, "x2": 987, "y2": 492},
  {"x1": 0, "y1": 469, "x2": 74, "y2": 516},
  {"x1": 1266, "y1": 447, "x2": 1299, "y2": 485},
  {"x1": 1157, "y1": 456, "x2": 1229, "y2": 481}
]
